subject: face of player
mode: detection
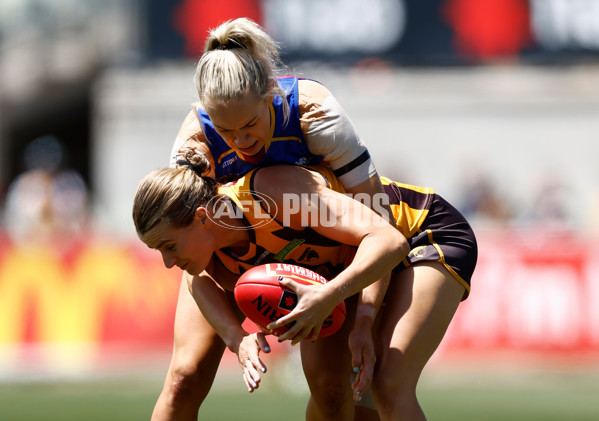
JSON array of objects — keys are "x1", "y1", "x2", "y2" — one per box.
[
  {"x1": 206, "y1": 90, "x2": 272, "y2": 158},
  {"x1": 143, "y1": 219, "x2": 216, "y2": 276},
  {"x1": 142, "y1": 208, "x2": 249, "y2": 276}
]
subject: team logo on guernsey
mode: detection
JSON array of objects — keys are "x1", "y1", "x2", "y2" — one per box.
[
  {"x1": 222, "y1": 156, "x2": 238, "y2": 168},
  {"x1": 206, "y1": 190, "x2": 278, "y2": 230},
  {"x1": 295, "y1": 157, "x2": 310, "y2": 165}
]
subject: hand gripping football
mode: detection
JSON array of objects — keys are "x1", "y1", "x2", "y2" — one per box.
[{"x1": 234, "y1": 263, "x2": 346, "y2": 339}]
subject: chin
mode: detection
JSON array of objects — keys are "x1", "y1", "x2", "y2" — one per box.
[
  {"x1": 186, "y1": 263, "x2": 209, "y2": 277},
  {"x1": 241, "y1": 147, "x2": 266, "y2": 162}
]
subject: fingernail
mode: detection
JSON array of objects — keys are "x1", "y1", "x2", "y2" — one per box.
[
  {"x1": 248, "y1": 388, "x2": 252, "y2": 392},
  {"x1": 355, "y1": 391, "x2": 360, "y2": 396},
  {"x1": 261, "y1": 367, "x2": 266, "y2": 373},
  {"x1": 358, "y1": 396, "x2": 362, "y2": 402},
  {"x1": 353, "y1": 367, "x2": 359, "y2": 373},
  {"x1": 264, "y1": 346, "x2": 271, "y2": 352}
]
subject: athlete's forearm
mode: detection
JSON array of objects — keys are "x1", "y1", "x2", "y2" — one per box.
[
  {"x1": 325, "y1": 231, "x2": 408, "y2": 306},
  {"x1": 345, "y1": 174, "x2": 396, "y2": 320},
  {"x1": 344, "y1": 173, "x2": 392, "y2": 223},
  {"x1": 187, "y1": 273, "x2": 248, "y2": 353},
  {"x1": 357, "y1": 272, "x2": 391, "y2": 323}
]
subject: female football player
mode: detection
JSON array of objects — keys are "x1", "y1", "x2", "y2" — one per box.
[
  {"x1": 158, "y1": 17, "x2": 392, "y2": 421},
  {"x1": 133, "y1": 149, "x2": 478, "y2": 421}
]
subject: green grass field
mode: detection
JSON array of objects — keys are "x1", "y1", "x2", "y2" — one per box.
[{"x1": 2, "y1": 364, "x2": 598, "y2": 420}]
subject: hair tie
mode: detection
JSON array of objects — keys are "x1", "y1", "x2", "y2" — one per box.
[{"x1": 176, "y1": 159, "x2": 203, "y2": 175}]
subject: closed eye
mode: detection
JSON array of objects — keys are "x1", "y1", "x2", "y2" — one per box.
[{"x1": 164, "y1": 244, "x2": 176, "y2": 252}]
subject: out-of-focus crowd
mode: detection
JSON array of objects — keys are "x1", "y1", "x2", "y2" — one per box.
[
  {"x1": 1, "y1": 136, "x2": 89, "y2": 246},
  {"x1": 1, "y1": 135, "x2": 597, "y2": 248}
]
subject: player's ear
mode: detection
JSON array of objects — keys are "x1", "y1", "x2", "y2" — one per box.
[{"x1": 194, "y1": 206, "x2": 210, "y2": 228}]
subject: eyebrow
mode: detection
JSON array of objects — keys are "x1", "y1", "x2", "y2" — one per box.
[
  {"x1": 145, "y1": 237, "x2": 169, "y2": 250},
  {"x1": 214, "y1": 115, "x2": 259, "y2": 132}
]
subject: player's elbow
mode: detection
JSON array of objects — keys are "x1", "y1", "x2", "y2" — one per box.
[{"x1": 389, "y1": 229, "x2": 410, "y2": 261}]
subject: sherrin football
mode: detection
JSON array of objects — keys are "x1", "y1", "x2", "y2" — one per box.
[{"x1": 234, "y1": 263, "x2": 346, "y2": 339}]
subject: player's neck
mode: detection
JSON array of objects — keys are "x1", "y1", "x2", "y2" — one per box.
[{"x1": 214, "y1": 220, "x2": 249, "y2": 251}]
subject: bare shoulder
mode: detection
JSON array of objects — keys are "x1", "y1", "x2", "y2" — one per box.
[
  {"x1": 297, "y1": 78, "x2": 332, "y2": 97},
  {"x1": 173, "y1": 109, "x2": 216, "y2": 177},
  {"x1": 297, "y1": 79, "x2": 332, "y2": 111},
  {"x1": 180, "y1": 137, "x2": 211, "y2": 156},
  {"x1": 177, "y1": 107, "x2": 207, "y2": 144}
]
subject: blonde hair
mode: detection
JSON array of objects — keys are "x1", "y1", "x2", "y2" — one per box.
[
  {"x1": 194, "y1": 18, "x2": 290, "y2": 124},
  {"x1": 132, "y1": 149, "x2": 218, "y2": 238}
]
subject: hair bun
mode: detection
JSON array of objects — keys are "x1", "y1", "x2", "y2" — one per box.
[{"x1": 175, "y1": 147, "x2": 211, "y2": 175}]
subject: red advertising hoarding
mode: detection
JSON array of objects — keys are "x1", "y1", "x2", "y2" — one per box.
[{"x1": 0, "y1": 231, "x2": 597, "y2": 372}]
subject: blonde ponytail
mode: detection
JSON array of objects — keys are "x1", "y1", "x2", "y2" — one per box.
[{"x1": 194, "y1": 18, "x2": 290, "y2": 125}]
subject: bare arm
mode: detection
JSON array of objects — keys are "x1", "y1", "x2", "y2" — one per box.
[
  {"x1": 186, "y1": 259, "x2": 246, "y2": 351},
  {"x1": 345, "y1": 174, "x2": 394, "y2": 322},
  {"x1": 344, "y1": 174, "x2": 394, "y2": 396},
  {"x1": 254, "y1": 166, "x2": 408, "y2": 339},
  {"x1": 170, "y1": 108, "x2": 217, "y2": 178},
  {"x1": 186, "y1": 258, "x2": 272, "y2": 392}
]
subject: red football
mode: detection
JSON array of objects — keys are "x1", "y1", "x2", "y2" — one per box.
[{"x1": 234, "y1": 263, "x2": 346, "y2": 339}]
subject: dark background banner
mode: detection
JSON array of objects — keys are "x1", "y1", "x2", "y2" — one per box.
[{"x1": 146, "y1": 0, "x2": 599, "y2": 64}]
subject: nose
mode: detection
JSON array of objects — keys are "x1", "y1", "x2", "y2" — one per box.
[
  {"x1": 162, "y1": 252, "x2": 177, "y2": 269},
  {"x1": 234, "y1": 130, "x2": 253, "y2": 148}
]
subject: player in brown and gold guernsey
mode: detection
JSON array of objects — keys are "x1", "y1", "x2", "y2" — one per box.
[{"x1": 133, "y1": 146, "x2": 478, "y2": 421}]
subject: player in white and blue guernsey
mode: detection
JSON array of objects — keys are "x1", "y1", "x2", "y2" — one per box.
[{"x1": 158, "y1": 18, "x2": 386, "y2": 421}]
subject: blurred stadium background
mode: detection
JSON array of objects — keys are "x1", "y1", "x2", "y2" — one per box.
[{"x1": 1, "y1": 0, "x2": 599, "y2": 419}]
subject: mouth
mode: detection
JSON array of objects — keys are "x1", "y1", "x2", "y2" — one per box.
[{"x1": 238, "y1": 141, "x2": 262, "y2": 156}]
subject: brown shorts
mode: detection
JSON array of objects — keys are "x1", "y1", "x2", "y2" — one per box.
[{"x1": 393, "y1": 193, "x2": 478, "y2": 300}]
